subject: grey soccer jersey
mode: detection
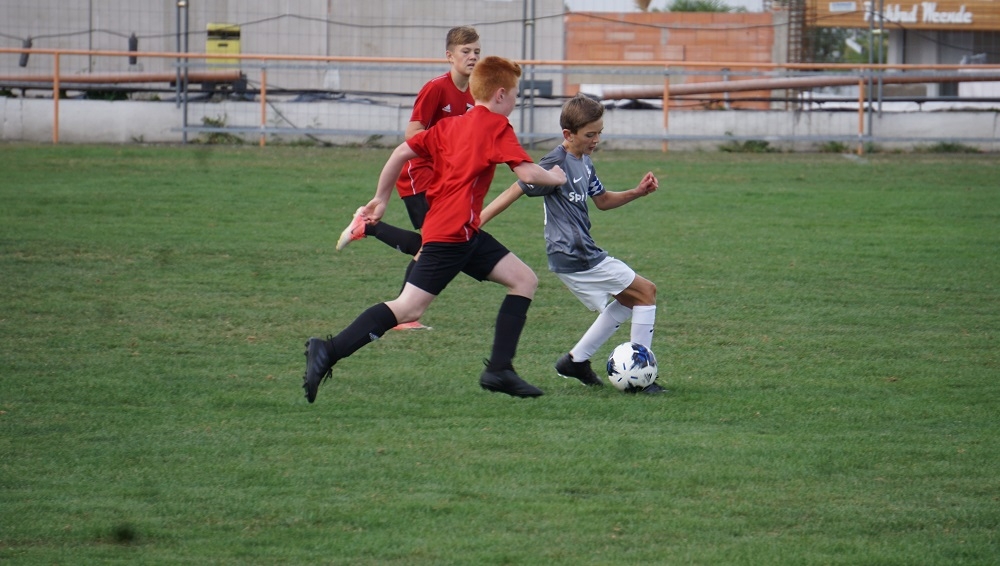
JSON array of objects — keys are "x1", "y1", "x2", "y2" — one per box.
[{"x1": 519, "y1": 144, "x2": 608, "y2": 274}]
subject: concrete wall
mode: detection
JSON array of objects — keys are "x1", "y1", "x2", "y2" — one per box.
[
  {"x1": 1, "y1": 0, "x2": 565, "y2": 95},
  {"x1": 4, "y1": 97, "x2": 997, "y2": 151}
]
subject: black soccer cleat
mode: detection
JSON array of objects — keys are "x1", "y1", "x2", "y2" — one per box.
[
  {"x1": 620, "y1": 381, "x2": 668, "y2": 395},
  {"x1": 479, "y1": 366, "x2": 544, "y2": 398},
  {"x1": 640, "y1": 382, "x2": 667, "y2": 395},
  {"x1": 554, "y1": 353, "x2": 604, "y2": 387},
  {"x1": 303, "y1": 336, "x2": 335, "y2": 403}
]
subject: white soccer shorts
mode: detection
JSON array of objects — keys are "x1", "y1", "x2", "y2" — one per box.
[{"x1": 554, "y1": 256, "x2": 636, "y2": 312}]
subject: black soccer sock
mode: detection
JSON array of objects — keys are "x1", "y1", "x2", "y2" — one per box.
[
  {"x1": 328, "y1": 303, "x2": 398, "y2": 360},
  {"x1": 368, "y1": 221, "x2": 423, "y2": 256},
  {"x1": 486, "y1": 294, "x2": 532, "y2": 371}
]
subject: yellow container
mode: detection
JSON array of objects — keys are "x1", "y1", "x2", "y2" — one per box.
[{"x1": 206, "y1": 24, "x2": 240, "y2": 67}]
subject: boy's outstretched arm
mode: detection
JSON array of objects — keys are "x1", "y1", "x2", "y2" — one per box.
[
  {"x1": 361, "y1": 142, "x2": 419, "y2": 223},
  {"x1": 592, "y1": 171, "x2": 659, "y2": 211},
  {"x1": 480, "y1": 183, "x2": 525, "y2": 226},
  {"x1": 513, "y1": 162, "x2": 566, "y2": 188},
  {"x1": 482, "y1": 161, "x2": 564, "y2": 226}
]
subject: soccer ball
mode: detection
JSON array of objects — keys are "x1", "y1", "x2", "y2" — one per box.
[{"x1": 606, "y1": 342, "x2": 658, "y2": 392}]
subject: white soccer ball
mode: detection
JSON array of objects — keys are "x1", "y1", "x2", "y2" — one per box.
[{"x1": 606, "y1": 342, "x2": 658, "y2": 392}]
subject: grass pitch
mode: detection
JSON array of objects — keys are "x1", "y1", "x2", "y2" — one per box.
[{"x1": 1, "y1": 145, "x2": 998, "y2": 564}]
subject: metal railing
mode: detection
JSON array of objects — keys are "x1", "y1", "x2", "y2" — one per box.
[{"x1": 3, "y1": 47, "x2": 999, "y2": 153}]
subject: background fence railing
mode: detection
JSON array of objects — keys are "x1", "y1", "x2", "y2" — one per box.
[{"x1": 2, "y1": 47, "x2": 999, "y2": 153}]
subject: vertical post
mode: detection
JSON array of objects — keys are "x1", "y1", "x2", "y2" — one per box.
[
  {"x1": 722, "y1": 67, "x2": 730, "y2": 110},
  {"x1": 877, "y1": 0, "x2": 885, "y2": 115},
  {"x1": 661, "y1": 69, "x2": 670, "y2": 153},
  {"x1": 528, "y1": 0, "x2": 537, "y2": 149},
  {"x1": 518, "y1": 0, "x2": 536, "y2": 148},
  {"x1": 175, "y1": 2, "x2": 182, "y2": 108},
  {"x1": 260, "y1": 68, "x2": 267, "y2": 147},
  {"x1": 180, "y1": 0, "x2": 189, "y2": 144},
  {"x1": 866, "y1": 2, "x2": 875, "y2": 144},
  {"x1": 53, "y1": 53, "x2": 60, "y2": 144},
  {"x1": 87, "y1": 0, "x2": 94, "y2": 73},
  {"x1": 518, "y1": 0, "x2": 526, "y2": 144},
  {"x1": 857, "y1": 76, "x2": 865, "y2": 156}
]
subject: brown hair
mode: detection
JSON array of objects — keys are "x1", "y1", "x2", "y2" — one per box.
[
  {"x1": 446, "y1": 26, "x2": 479, "y2": 50},
  {"x1": 560, "y1": 93, "x2": 605, "y2": 133},
  {"x1": 469, "y1": 56, "x2": 521, "y2": 103}
]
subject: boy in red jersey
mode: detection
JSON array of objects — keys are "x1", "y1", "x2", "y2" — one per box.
[
  {"x1": 302, "y1": 56, "x2": 567, "y2": 403},
  {"x1": 335, "y1": 26, "x2": 481, "y2": 330}
]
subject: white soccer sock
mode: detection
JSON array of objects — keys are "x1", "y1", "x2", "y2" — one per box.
[
  {"x1": 570, "y1": 300, "x2": 632, "y2": 362},
  {"x1": 630, "y1": 305, "x2": 656, "y2": 349}
]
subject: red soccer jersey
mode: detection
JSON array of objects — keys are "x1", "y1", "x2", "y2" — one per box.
[
  {"x1": 406, "y1": 105, "x2": 532, "y2": 244},
  {"x1": 395, "y1": 73, "x2": 475, "y2": 198}
]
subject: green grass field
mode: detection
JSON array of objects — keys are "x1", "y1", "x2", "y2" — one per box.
[{"x1": 1, "y1": 144, "x2": 998, "y2": 564}]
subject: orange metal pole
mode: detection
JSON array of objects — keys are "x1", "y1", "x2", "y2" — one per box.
[
  {"x1": 600, "y1": 71, "x2": 1000, "y2": 100},
  {"x1": 857, "y1": 77, "x2": 864, "y2": 156},
  {"x1": 3, "y1": 47, "x2": 999, "y2": 73},
  {"x1": 1, "y1": 69, "x2": 241, "y2": 84},
  {"x1": 52, "y1": 53, "x2": 60, "y2": 144},
  {"x1": 260, "y1": 68, "x2": 267, "y2": 147}
]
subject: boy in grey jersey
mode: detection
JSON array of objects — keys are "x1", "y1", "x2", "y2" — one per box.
[{"x1": 480, "y1": 94, "x2": 664, "y2": 394}]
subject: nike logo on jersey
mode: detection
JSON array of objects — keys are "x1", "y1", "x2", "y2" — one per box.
[
  {"x1": 573, "y1": 176, "x2": 583, "y2": 183},
  {"x1": 442, "y1": 104, "x2": 452, "y2": 113}
]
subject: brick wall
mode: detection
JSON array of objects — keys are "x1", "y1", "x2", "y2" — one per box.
[{"x1": 565, "y1": 12, "x2": 777, "y2": 110}]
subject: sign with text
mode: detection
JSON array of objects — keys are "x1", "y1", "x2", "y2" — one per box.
[{"x1": 807, "y1": 0, "x2": 1000, "y2": 30}]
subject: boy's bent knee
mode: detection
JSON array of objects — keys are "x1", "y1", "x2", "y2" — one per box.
[
  {"x1": 512, "y1": 271, "x2": 538, "y2": 298},
  {"x1": 620, "y1": 277, "x2": 656, "y2": 307}
]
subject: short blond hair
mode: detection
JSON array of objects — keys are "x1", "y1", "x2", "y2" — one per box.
[
  {"x1": 446, "y1": 26, "x2": 479, "y2": 50},
  {"x1": 470, "y1": 56, "x2": 521, "y2": 103}
]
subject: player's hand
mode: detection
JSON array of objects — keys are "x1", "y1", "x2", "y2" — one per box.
[
  {"x1": 548, "y1": 164, "x2": 568, "y2": 186},
  {"x1": 637, "y1": 171, "x2": 658, "y2": 195},
  {"x1": 363, "y1": 198, "x2": 387, "y2": 224}
]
